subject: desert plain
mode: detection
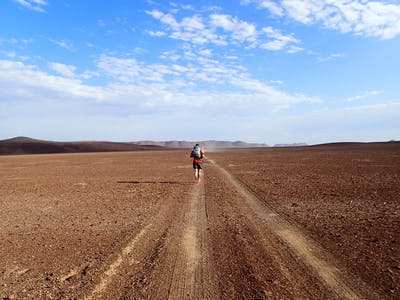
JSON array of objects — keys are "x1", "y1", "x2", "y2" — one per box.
[{"x1": 1, "y1": 143, "x2": 399, "y2": 299}]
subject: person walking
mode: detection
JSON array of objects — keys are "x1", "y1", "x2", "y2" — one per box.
[{"x1": 190, "y1": 143, "x2": 205, "y2": 183}]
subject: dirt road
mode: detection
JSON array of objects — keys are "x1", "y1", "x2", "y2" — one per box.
[{"x1": 1, "y1": 146, "x2": 398, "y2": 299}]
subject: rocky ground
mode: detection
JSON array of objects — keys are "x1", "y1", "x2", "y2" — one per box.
[{"x1": 0, "y1": 144, "x2": 399, "y2": 299}]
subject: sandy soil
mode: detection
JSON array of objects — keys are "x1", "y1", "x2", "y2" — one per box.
[
  {"x1": 0, "y1": 144, "x2": 399, "y2": 299},
  {"x1": 210, "y1": 143, "x2": 400, "y2": 299}
]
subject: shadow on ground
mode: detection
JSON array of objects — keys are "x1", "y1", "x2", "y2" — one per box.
[{"x1": 117, "y1": 180, "x2": 191, "y2": 185}]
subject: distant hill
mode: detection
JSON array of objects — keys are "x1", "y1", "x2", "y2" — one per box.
[
  {"x1": 0, "y1": 137, "x2": 268, "y2": 155},
  {"x1": 273, "y1": 143, "x2": 308, "y2": 147},
  {"x1": 0, "y1": 137, "x2": 165, "y2": 155},
  {"x1": 309, "y1": 141, "x2": 400, "y2": 150},
  {"x1": 2, "y1": 137, "x2": 398, "y2": 155},
  {"x1": 133, "y1": 140, "x2": 269, "y2": 149}
]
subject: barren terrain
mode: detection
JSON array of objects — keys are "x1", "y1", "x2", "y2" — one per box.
[
  {"x1": 0, "y1": 137, "x2": 165, "y2": 155},
  {"x1": 1, "y1": 144, "x2": 399, "y2": 299}
]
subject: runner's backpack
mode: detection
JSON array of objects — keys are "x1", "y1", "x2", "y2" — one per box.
[{"x1": 191, "y1": 145, "x2": 201, "y2": 158}]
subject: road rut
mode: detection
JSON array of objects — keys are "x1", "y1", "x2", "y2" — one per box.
[
  {"x1": 208, "y1": 158, "x2": 381, "y2": 300},
  {"x1": 168, "y1": 179, "x2": 218, "y2": 299}
]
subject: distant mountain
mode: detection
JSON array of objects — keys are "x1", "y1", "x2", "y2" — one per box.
[
  {"x1": 2, "y1": 137, "x2": 397, "y2": 155},
  {"x1": 273, "y1": 143, "x2": 308, "y2": 147},
  {"x1": 309, "y1": 141, "x2": 400, "y2": 149},
  {"x1": 0, "y1": 136, "x2": 165, "y2": 155},
  {"x1": 133, "y1": 140, "x2": 269, "y2": 149}
]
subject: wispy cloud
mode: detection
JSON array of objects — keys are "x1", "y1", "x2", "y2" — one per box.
[
  {"x1": 261, "y1": 26, "x2": 302, "y2": 52},
  {"x1": 257, "y1": 0, "x2": 284, "y2": 16},
  {"x1": 145, "y1": 30, "x2": 166, "y2": 37},
  {"x1": 50, "y1": 39, "x2": 75, "y2": 52},
  {"x1": 346, "y1": 90, "x2": 382, "y2": 102},
  {"x1": 0, "y1": 60, "x2": 103, "y2": 102},
  {"x1": 97, "y1": 19, "x2": 106, "y2": 27},
  {"x1": 146, "y1": 10, "x2": 226, "y2": 45},
  {"x1": 95, "y1": 53, "x2": 321, "y2": 110},
  {"x1": 246, "y1": 0, "x2": 400, "y2": 39},
  {"x1": 316, "y1": 52, "x2": 345, "y2": 63},
  {"x1": 4, "y1": 51, "x2": 17, "y2": 58},
  {"x1": 49, "y1": 62, "x2": 76, "y2": 78},
  {"x1": 170, "y1": 2, "x2": 195, "y2": 12},
  {"x1": 146, "y1": 9, "x2": 302, "y2": 52},
  {"x1": 209, "y1": 14, "x2": 258, "y2": 44},
  {"x1": 13, "y1": 0, "x2": 48, "y2": 12},
  {"x1": 0, "y1": 58, "x2": 320, "y2": 117},
  {"x1": 160, "y1": 50, "x2": 181, "y2": 61},
  {"x1": 269, "y1": 79, "x2": 284, "y2": 85}
]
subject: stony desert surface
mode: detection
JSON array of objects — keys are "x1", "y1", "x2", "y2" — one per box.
[{"x1": 1, "y1": 143, "x2": 399, "y2": 299}]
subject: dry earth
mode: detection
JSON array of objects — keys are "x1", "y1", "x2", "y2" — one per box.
[{"x1": 0, "y1": 144, "x2": 399, "y2": 299}]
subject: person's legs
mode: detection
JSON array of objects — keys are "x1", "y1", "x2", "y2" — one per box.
[
  {"x1": 193, "y1": 162, "x2": 199, "y2": 179},
  {"x1": 197, "y1": 163, "x2": 203, "y2": 181},
  {"x1": 193, "y1": 162, "x2": 203, "y2": 183}
]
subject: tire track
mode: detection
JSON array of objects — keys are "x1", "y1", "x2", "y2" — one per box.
[
  {"x1": 85, "y1": 223, "x2": 152, "y2": 300},
  {"x1": 85, "y1": 189, "x2": 184, "y2": 299},
  {"x1": 205, "y1": 162, "x2": 332, "y2": 299},
  {"x1": 86, "y1": 177, "x2": 217, "y2": 299},
  {"x1": 168, "y1": 178, "x2": 219, "y2": 300},
  {"x1": 209, "y1": 158, "x2": 381, "y2": 300}
]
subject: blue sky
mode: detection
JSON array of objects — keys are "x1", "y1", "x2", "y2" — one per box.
[{"x1": 0, "y1": 0, "x2": 399, "y2": 144}]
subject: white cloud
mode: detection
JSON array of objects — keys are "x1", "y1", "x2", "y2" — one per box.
[
  {"x1": 97, "y1": 19, "x2": 106, "y2": 27},
  {"x1": 95, "y1": 54, "x2": 321, "y2": 112},
  {"x1": 160, "y1": 50, "x2": 181, "y2": 61},
  {"x1": 145, "y1": 30, "x2": 166, "y2": 37},
  {"x1": 146, "y1": 9, "x2": 301, "y2": 52},
  {"x1": 0, "y1": 59, "x2": 320, "y2": 117},
  {"x1": 13, "y1": 0, "x2": 47, "y2": 12},
  {"x1": 12, "y1": 60, "x2": 391, "y2": 144},
  {"x1": 146, "y1": 10, "x2": 179, "y2": 28},
  {"x1": 49, "y1": 62, "x2": 76, "y2": 78},
  {"x1": 50, "y1": 39, "x2": 75, "y2": 52},
  {"x1": 96, "y1": 56, "x2": 143, "y2": 83},
  {"x1": 270, "y1": 79, "x2": 284, "y2": 85},
  {"x1": 316, "y1": 52, "x2": 345, "y2": 63},
  {"x1": 210, "y1": 14, "x2": 258, "y2": 43},
  {"x1": 346, "y1": 90, "x2": 381, "y2": 101},
  {"x1": 181, "y1": 15, "x2": 205, "y2": 30},
  {"x1": 224, "y1": 55, "x2": 239, "y2": 60},
  {"x1": 0, "y1": 60, "x2": 104, "y2": 101},
  {"x1": 4, "y1": 51, "x2": 17, "y2": 58},
  {"x1": 170, "y1": 2, "x2": 194, "y2": 12},
  {"x1": 247, "y1": 0, "x2": 400, "y2": 39},
  {"x1": 259, "y1": 0, "x2": 285, "y2": 16},
  {"x1": 261, "y1": 26, "x2": 301, "y2": 51},
  {"x1": 198, "y1": 48, "x2": 212, "y2": 56},
  {"x1": 146, "y1": 10, "x2": 226, "y2": 45},
  {"x1": 1, "y1": 38, "x2": 34, "y2": 51},
  {"x1": 287, "y1": 45, "x2": 304, "y2": 53},
  {"x1": 80, "y1": 70, "x2": 100, "y2": 80}
]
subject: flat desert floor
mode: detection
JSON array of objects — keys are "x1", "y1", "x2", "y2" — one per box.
[{"x1": 1, "y1": 144, "x2": 399, "y2": 299}]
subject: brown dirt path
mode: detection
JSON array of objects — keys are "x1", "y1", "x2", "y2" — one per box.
[
  {"x1": 208, "y1": 145, "x2": 400, "y2": 298},
  {"x1": 167, "y1": 179, "x2": 218, "y2": 300},
  {"x1": 85, "y1": 176, "x2": 217, "y2": 299},
  {"x1": 208, "y1": 158, "x2": 382, "y2": 300},
  {"x1": 204, "y1": 161, "x2": 333, "y2": 299}
]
